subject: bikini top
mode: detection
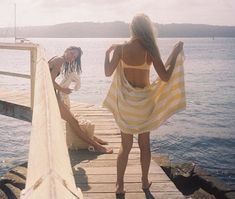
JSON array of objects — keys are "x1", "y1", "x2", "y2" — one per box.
[{"x1": 121, "y1": 46, "x2": 151, "y2": 70}]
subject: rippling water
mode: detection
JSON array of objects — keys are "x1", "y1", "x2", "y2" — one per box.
[{"x1": 0, "y1": 37, "x2": 234, "y2": 186}]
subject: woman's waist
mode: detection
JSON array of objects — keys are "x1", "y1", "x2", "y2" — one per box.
[
  {"x1": 125, "y1": 78, "x2": 150, "y2": 88},
  {"x1": 123, "y1": 70, "x2": 150, "y2": 88}
]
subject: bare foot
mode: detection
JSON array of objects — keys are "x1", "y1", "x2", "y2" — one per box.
[
  {"x1": 116, "y1": 182, "x2": 125, "y2": 195},
  {"x1": 94, "y1": 144, "x2": 113, "y2": 154},
  {"x1": 93, "y1": 136, "x2": 108, "y2": 145}
]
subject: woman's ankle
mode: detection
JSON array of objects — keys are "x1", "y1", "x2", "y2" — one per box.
[
  {"x1": 116, "y1": 181, "x2": 124, "y2": 193},
  {"x1": 141, "y1": 177, "x2": 150, "y2": 188}
]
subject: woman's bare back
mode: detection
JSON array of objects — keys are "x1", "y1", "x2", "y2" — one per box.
[{"x1": 121, "y1": 41, "x2": 152, "y2": 88}]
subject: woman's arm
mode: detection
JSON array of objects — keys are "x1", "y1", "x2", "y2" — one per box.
[
  {"x1": 104, "y1": 45, "x2": 121, "y2": 77},
  {"x1": 153, "y1": 41, "x2": 183, "y2": 82},
  {"x1": 50, "y1": 61, "x2": 72, "y2": 94}
]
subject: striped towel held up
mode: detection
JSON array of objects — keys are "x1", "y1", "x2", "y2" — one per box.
[{"x1": 103, "y1": 49, "x2": 186, "y2": 134}]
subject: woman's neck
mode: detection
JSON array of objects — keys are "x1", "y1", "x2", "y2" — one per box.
[{"x1": 131, "y1": 36, "x2": 140, "y2": 43}]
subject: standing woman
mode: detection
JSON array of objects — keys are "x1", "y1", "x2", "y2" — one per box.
[
  {"x1": 103, "y1": 14, "x2": 184, "y2": 198},
  {"x1": 49, "y1": 46, "x2": 113, "y2": 154}
]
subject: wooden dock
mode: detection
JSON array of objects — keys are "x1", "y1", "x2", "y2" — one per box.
[
  {"x1": 0, "y1": 90, "x2": 186, "y2": 199},
  {"x1": 0, "y1": 43, "x2": 186, "y2": 199}
]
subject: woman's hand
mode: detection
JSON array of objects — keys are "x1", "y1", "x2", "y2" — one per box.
[
  {"x1": 174, "y1": 41, "x2": 184, "y2": 55},
  {"x1": 61, "y1": 87, "x2": 73, "y2": 94}
]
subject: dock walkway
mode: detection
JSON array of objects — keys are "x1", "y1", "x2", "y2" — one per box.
[{"x1": 0, "y1": 90, "x2": 186, "y2": 199}]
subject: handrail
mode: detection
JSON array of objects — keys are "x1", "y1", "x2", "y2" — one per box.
[
  {"x1": 20, "y1": 46, "x2": 83, "y2": 199},
  {"x1": 0, "y1": 42, "x2": 83, "y2": 198},
  {"x1": 0, "y1": 70, "x2": 30, "y2": 79},
  {"x1": 0, "y1": 42, "x2": 38, "y2": 108},
  {"x1": 0, "y1": 42, "x2": 37, "y2": 50}
]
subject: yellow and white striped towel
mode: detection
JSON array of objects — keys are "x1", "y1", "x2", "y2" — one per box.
[{"x1": 103, "y1": 50, "x2": 186, "y2": 134}]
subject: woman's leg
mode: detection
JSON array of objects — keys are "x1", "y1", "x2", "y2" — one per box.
[
  {"x1": 58, "y1": 100, "x2": 113, "y2": 154},
  {"x1": 93, "y1": 136, "x2": 108, "y2": 145},
  {"x1": 116, "y1": 131, "x2": 133, "y2": 193},
  {"x1": 138, "y1": 132, "x2": 151, "y2": 188}
]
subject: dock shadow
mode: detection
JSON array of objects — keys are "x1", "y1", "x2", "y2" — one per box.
[{"x1": 69, "y1": 149, "x2": 100, "y2": 191}]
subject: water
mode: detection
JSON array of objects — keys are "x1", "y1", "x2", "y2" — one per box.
[{"x1": 0, "y1": 37, "x2": 235, "y2": 187}]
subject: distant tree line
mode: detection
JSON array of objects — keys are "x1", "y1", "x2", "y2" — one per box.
[{"x1": 0, "y1": 22, "x2": 235, "y2": 38}]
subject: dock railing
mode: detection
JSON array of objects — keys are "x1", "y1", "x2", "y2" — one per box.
[
  {"x1": 0, "y1": 43, "x2": 83, "y2": 199},
  {"x1": 0, "y1": 42, "x2": 37, "y2": 108}
]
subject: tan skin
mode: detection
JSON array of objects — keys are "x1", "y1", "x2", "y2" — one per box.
[
  {"x1": 105, "y1": 39, "x2": 183, "y2": 194},
  {"x1": 49, "y1": 48, "x2": 113, "y2": 154}
]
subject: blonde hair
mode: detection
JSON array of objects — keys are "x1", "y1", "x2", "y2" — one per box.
[{"x1": 130, "y1": 13, "x2": 160, "y2": 58}]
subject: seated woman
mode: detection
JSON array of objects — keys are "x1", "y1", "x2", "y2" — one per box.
[{"x1": 49, "y1": 46, "x2": 113, "y2": 154}]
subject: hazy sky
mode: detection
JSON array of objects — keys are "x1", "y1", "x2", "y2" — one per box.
[{"x1": 1, "y1": 0, "x2": 235, "y2": 27}]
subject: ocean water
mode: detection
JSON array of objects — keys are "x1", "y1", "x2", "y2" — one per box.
[{"x1": 0, "y1": 37, "x2": 235, "y2": 186}]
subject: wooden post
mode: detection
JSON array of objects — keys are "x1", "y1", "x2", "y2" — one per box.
[
  {"x1": 20, "y1": 46, "x2": 83, "y2": 199},
  {"x1": 0, "y1": 43, "x2": 83, "y2": 198},
  {"x1": 30, "y1": 48, "x2": 37, "y2": 109},
  {"x1": 0, "y1": 42, "x2": 39, "y2": 109}
]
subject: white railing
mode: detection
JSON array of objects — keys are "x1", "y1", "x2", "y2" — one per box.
[
  {"x1": 0, "y1": 42, "x2": 37, "y2": 108},
  {"x1": 0, "y1": 43, "x2": 83, "y2": 199}
]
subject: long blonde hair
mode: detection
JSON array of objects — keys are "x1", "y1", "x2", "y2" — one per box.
[{"x1": 130, "y1": 14, "x2": 160, "y2": 58}]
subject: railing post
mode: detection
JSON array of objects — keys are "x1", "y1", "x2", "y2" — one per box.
[
  {"x1": 21, "y1": 46, "x2": 83, "y2": 199},
  {"x1": 30, "y1": 47, "x2": 37, "y2": 109}
]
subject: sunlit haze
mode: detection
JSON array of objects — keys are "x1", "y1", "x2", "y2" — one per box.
[{"x1": 0, "y1": 0, "x2": 235, "y2": 27}]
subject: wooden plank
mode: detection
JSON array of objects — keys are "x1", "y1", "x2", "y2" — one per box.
[
  {"x1": 0, "y1": 42, "x2": 38, "y2": 51},
  {"x1": 0, "y1": 70, "x2": 30, "y2": 79},
  {"x1": 77, "y1": 159, "x2": 143, "y2": 168},
  {"x1": 0, "y1": 90, "x2": 30, "y2": 107},
  {"x1": 70, "y1": 150, "x2": 139, "y2": 161},
  {"x1": 77, "y1": 182, "x2": 181, "y2": 192},
  {"x1": 0, "y1": 100, "x2": 32, "y2": 122},
  {"x1": 30, "y1": 48, "x2": 37, "y2": 109},
  {"x1": 73, "y1": 165, "x2": 163, "y2": 175},
  {"x1": 75, "y1": 174, "x2": 170, "y2": 184},
  {"x1": 83, "y1": 192, "x2": 185, "y2": 199}
]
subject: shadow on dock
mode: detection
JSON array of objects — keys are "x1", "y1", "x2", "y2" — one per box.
[{"x1": 69, "y1": 149, "x2": 100, "y2": 192}]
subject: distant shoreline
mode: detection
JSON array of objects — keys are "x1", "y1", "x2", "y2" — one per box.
[
  {"x1": 0, "y1": 36, "x2": 235, "y2": 39},
  {"x1": 1, "y1": 22, "x2": 235, "y2": 38}
]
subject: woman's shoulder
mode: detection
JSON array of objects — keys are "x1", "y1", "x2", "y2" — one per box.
[{"x1": 48, "y1": 56, "x2": 64, "y2": 65}]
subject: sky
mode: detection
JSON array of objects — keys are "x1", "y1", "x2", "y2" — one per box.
[{"x1": 0, "y1": 0, "x2": 235, "y2": 27}]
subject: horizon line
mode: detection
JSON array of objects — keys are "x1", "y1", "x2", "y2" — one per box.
[{"x1": 1, "y1": 21, "x2": 235, "y2": 29}]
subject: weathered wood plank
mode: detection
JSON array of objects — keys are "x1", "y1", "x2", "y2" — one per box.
[
  {"x1": 0, "y1": 70, "x2": 30, "y2": 79},
  {"x1": 75, "y1": 174, "x2": 170, "y2": 184},
  {"x1": 77, "y1": 159, "x2": 143, "y2": 167},
  {"x1": 0, "y1": 42, "x2": 38, "y2": 50},
  {"x1": 0, "y1": 90, "x2": 30, "y2": 107},
  {"x1": 70, "y1": 150, "x2": 139, "y2": 161},
  {"x1": 0, "y1": 100, "x2": 32, "y2": 122},
  {"x1": 73, "y1": 165, "x2": 164, "y2": 175},
  {"x1": 83, "y1": 192, "x2": 185, "y2": 199},
  {"x1": 77, "y1": 182, "x2": 181, "y2": 192}
]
